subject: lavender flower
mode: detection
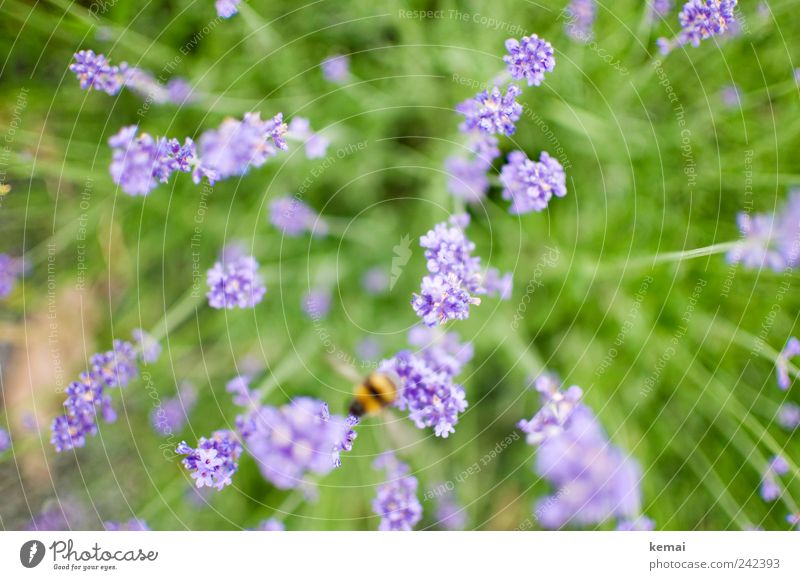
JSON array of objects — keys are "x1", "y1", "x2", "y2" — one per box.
[
  {"x1": 412, "y1": 273, "x2": 481, "y2": 326},
  {"x1": 27, "y1": 500, "x2": 85, "y2": 531},
  {"x1": 649, "y1": 0, "x2": 674, "y2": 18},
  {"x1": 657, "y1": 0, "x2": 738, "y2": 55},
  {"x1": 176, "y1": 430, "x2": 242, "y2": 490},
  {"x1": 333, "y1": 415, "x2": 359, "y2": 468},
  {"x1": 361, "y1": 267, "x2": 390, "y2": 294},
  {"x1": 0, "y1": 427, "x2": 10, "y2": 454},
  {"x1": 198, "y1": 112, "x2": 288, "y2": 180},
  {"x1": 302, "y1": 288, "x2": 332, "y2": 320},
  {"x1": 255, "y1": 519, "x2": 285, "y2": 531},
  {"x1": 721, "y1": 84, "x2": 742, "y2": 108},
  {"x1": 616, "y1": 516, "x2": 655, "y2": 531},
  {"x1": 380, "y1": 350, "x2": 467, "y2": 438},
  {"x1": 503, "y1": 35, "x2": 556, "y2": 87},
  {"x1": 0, "y1": 254, "x2": 21, "y2": 298},
  {"x1": 444, "y1": 157, "x2": 491, "y2": 203},
  {"x1": 269, "y1": 195, "x2": 328, "y2": 237},
  {"x1": 70, "y1": 50, "x2": 124, "y2": 95},
  {"x1": 227, "y1": 375, "x2": 256, "y2": 407},
  {"x1": 216, "y1": 0, "x2": 241, "y2": 18},
  {"x1": 105, "y1": 519, "x2": 150, "y2": 531},
  {"x1": 760, "y1": 455, "x2": 789, "y2": 502},
  {"x1": 355, "y1": 337, "x2": 383, "y2": 361},
  {"x1": 777, "y1": 403, "x2": 800, "y2": 430},
  {"x1": 166, "y1": 77, "x2": 194, "y2": 103},
  {"x1": 500, "y1": 150, "x2": 567, "y2": 214},
  {"x1": 322, "y1": 54, "x2": 349, "y2": 83},
  {"x1": 372, "y1": 453, "x2": 422, "y2": 531},
  {"x1": 288, "y1": 117, "x2": 330, "y2": 159},
  {"x1": 151, "y1": 382, "x2": 196, "y2": 436},
  {"x1": 434, "y1": 486, "x2": 467, "y2": 530},
  {"x1": 788, "y1": 513, "x2": 800, "y2": 529},
  {"x1": 564, "y1": 0, "x2": 597, "y2": 42},
  {"x1": 457, "y1": 84, "x2": 522, "y2": 136},
  {"x1": 775, "y1": 336, "x2": 800, "y2": 390},
  {"x1": 483, "y1": 268, "x2": 513, "y2": 300},
  {"x1": 518, "y1": 375, "x2": 583, "y2": 446},
  {"x1": 132, "y1": 328, "x2": 161, "y2": 363},
  {"x1": 206, "y1": 255, "x2": 266, "y2": 309},
  {"x1": 236, "y1": 397, "x2": 355, "y2": 489},
  {"x1": 407, "y1": 325, "x2": 474, "y2": 379}
]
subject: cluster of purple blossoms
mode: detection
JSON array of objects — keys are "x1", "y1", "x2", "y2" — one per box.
[
  {"x1": 236, "y1": 397, "x2": 356, "y2": 489},
  {"x1": 109, "y1": 126, "x2": 213, "y2": 196},
  {"x1": 206, "y1": 254, "x2": 266, "y2": 309},
  {"x1": 483, "y1": 267, "x2": 513, "y2": 300},
  {"x1": 255, "y1": 518, "x2": 285, "y2": 531},
  {"x1": 760, "y1": 455, "x2": 789, "y2": 501},
  {"x1": 616, "y1": 516, "x2": 656, "y2": 531},
  {"x1": 176, "y1": 430, "x2": 242, "y2": 490},
  {"x1": 727, "y1": 190, "x2": 800, "y2": 272},
  {"x1": 444, "y1": 133, "x2": 500, "y2": 203},
  {"x1": 321, "y1": 54, "x2": 350, "y2": 83},
  {"x1": 657, "y1": 0, "x2": 738, "y2": 55},
  {"x1": 198, "y1": 112, "x2": 288, "y2": 180},
  {"x1": 0, "y1": 427, "x2": 10, "y2": 455},
  {"x1": 777, "y1": 402, "x2": 800, "y2": 431},
  {"x1": 287, "y1": 117, "x2": 330, "y2": 159},
  {"x1": 407, "y1": 325, "x2": 474, "y2": 378},
  {"x1": 775, "y1": 337, "x2": 800, "y2": 390},
  {"x1": 51, "y1": 335, "x2": 147, "y2": 452},
  {"x1": 521, "y1": 375, "x2": 645, "y2": 528},
  {"x1": 302, "y1": 288, "x2": 332, "y2": 320},
  {"x1": 457, "y1": 84, "x2": 522, "y2": 137},
  {"x1": 215, "y1": 0, "x2": 241, "y2": 18},
  {"x1": 412, "y1": 214, "x2": 484, "y2": 326},
  {"x1": 132, "y1": 328, "x2": 161, "y2": 363},
  {"x1": 27, "y1": 500, "x2": 85, "y2": 531},
  {"x1": 564, "y1": 0, "x2": 597, "y2": 42},
  {"x1": 518, "y1": 375, "x2": 584, "y2": 446},
  {"x1": 0, "y1": 253, "x2": 22, "y2": 299},
  {"x1": 70, "y1": 50, "x2": 124, "y2": 95},
  {"x1": 372, "y1": 453, "x2": 423, "y2": 531},
  {"x1": 503, "y1": 35, "x2": 556, "y2": 87},
  {"x1": 151, "y1": 381, "x2": 197, "y2": 436},
  {"x1": 269, "y1": 195, "x2": 328, "y2": 237},
  {"x1": 105, "y1": 519, "x2": 150, "y2": 531},
  {"x1": 500, "y1": 150, "x2": 567, "y2": 214},
  {"x1": 227, "y1": 375, "x2": 257, "y2": 408},
  {"x1": 433, "y1": 485, "x2": 467, "y2": 530}
]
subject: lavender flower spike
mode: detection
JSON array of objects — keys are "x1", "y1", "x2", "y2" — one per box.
[
  {"x1": 504, "y1": 35, "x2": 556, "y2": 87},
  {"x1": 216, "y1": 0, "x2": 241, "y2": 18},
  {"x1": 372, "y1": 453, "x2": 422, "y2": 531},
  {"x1": 657, "y1": 0, "x2": 738, "y2": 55},
  {"x1": 564, "y1": 0, "x2": 597, "y2": 42},
  {"x1": 0, "y1": 254, "x2": 22, "y2": 299},
  {"x1": 518, "y1": 375, "x2": 583, "y2": 446},
  {"x1": 206, "y1": 255, "x2": 266, "y2": 309},
  {"x1": 777, "y1": 402, "x2": 800, "y2": 431},
  {"x1": 269, "y1": 195, "x2": 328, "y2": 237},
  {"x1": 775, "y1": 337, "x2": 800, "y2": 390},
  {"x1": 0, "y1": 427, "x2": 10, "y2": 455},
  {"x1": 457, "y1": 84, "x2": 522, "y2": 137},
  {"x1": 70, "y1": 50, "x2": 124, "y2": 95},
  {"x1": 321, "y1": 54, "x2": 350, "y2": 83},
  {"x1": 500, "y1": 150, "x2": 567, "y2": 214},
  {"x1": 176, "y1": 430, "x2": 242, "y2": 490}
]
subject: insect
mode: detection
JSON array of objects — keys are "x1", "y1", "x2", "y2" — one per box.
[{"x1": 348, "y1": 371, "x2": 399, "y2": 418}]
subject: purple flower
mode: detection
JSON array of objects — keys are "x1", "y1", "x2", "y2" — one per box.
[
  {"x1": 176, "y1": 430, "x2": 242, "y2": 490},
  {"x1": 483, "y1": 268, "x2": 513, "y2": 300},
  {"x1": 105, "y1": 519, "x2": 150, "y2": 531},
  {"x1": 657, "y1": 0, "x2": 738, "y2": 54},
  {"x1": 760, "y1": 455, "x2": 789, "y2": 502},
  {"x1": 788, "y1": 513, "x2": 800, "y2": 529},
  {"x1": 0, "y1": 254, "x2": 21, "y2": 298},
  {"x1": 616, "y1": 516, "x2": 655, "y2": 531},
  {"x1": 206, "y1": 255, "x2": 266, "y2": 309},
  {"x1": 27, "y1": 500, "x2": 85, "y2": 531},
  {"x1": 198, "y1": 113, "x2": 288, "y2": 180},
  {"x1": 166, "y1": 77, "x2": 194, "y2": 103},
  {"x1": 288, "y1": 117, "x2": 330, "y2": 159},
  {"x1": 236, "y1": 397, "x2": 355, "y2": 489},
  {"x1": 775, "y1": 336, "x2": 800, "y2": 390},
  {"x1": 132, "y1": 328, "x2": 161, "y2": 363},
  {"x1": 302, "y1": 288, "x2": 332, "y2": 320},
  {"x1": 361, "y1": 267, "x2": 390, "y2": 294},
  {"x1": 777, "y1": 403, "x2": 800, "y2": 430},
  {"x1": 500, "y1": 150, "x2": 567, "y2": 214},
  {"x1": 503, "y1": 35, "x2": 556, "y2": 87},
  {"x1": 407, "y1": 325, "x2": 474, "y2": 379},
  {"x1": 457, "y1": 84, "x2": 522, "y2": 136},
  {"x1": 151, "y1": 382, "x2": 196, "y2": 436},
  {"x1": 518, "y1": 375, "x2": 584, "y2": 446},
  {"x1": 372, "y1": 453, "x2": 422, "y2": 531},
  {"x1": 355, "y1": 337, "x2": 383, "y2": 361},
  {"x1": 70, "y1": 50, "x2": 124, "y2": 95},
  {"x1": 433, "y1": 487, "x2": 467, "y2": 530},
  {"x1": 269, "y1": 195, "x2": 327, "y2": 237},
  {"x1": 721, "y1": 84, "x2": 742, "y2": 108},
  {"x1": 564, "y1": 0, "x2": 597, "y2": 42},
  {"x1": 322, "y1": 54, "x2": 349, "y2": 83},
  {"x1": 650, "y1": 0, "x2": 674, "y2": 17},
  {"x1": 0, "y1": 427, "x2": 10, "y2": 454},
  {"x1": 255, "y1": 518, "x2": 285, "y2": 531},
  {"x1": 444, "y1": 156, "x2": 491, "y2": 203},
  {"x1": 333, "y1": 415, "x2": 359, "y2": 468},
  {"x1": 412, "y1": 273, "x2": 480, "y2": 326},
  {"x1": 727, "y1": 195, "x2": 800, "y2": 271},
  {"x1": 227, "y1": 375, "x2": 256, "y2": 407},
  {"x1": 380, "y1": 350, "x2": 467, "y2": 438},
  {"x1": 216, "y1": 0, "x2": 241, "y2": 18}
]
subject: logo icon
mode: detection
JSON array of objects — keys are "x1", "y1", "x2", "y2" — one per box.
[
  {"x1": 390, "y1": 234, "x2": 412, "y2": 291},
  {"x1": 20, "y1": 540, "x2": 46, "y2": 568}
]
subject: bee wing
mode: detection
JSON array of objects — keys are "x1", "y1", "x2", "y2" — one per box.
[{"x1": 325, "y1": 354, "x2": 362, "y2": 382}]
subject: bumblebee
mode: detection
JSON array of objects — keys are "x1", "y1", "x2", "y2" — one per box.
[{"x1": 348, "y1": 372, "x2": 399, "y2": 417}]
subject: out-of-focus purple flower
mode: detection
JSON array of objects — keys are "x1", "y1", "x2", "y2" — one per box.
[
  {"x1": 760, "y1": 455, "x2": 789, "y2": 502},
  {"x1": 616, "y1": 516, "x2": 655, "y2": 531},
  {"x1": 649, "y1": 0, "x2": 673, "y2": 18},
  {"x1": 216, "y1": 0, "x2": 241, "y2": 18},
  {"x1": 503, "y1": 35, "x2": 556, "y2": 87},
  {"x1": 255, "y1": 518, "x2": 285, "y2": 531},
  {"x1": 356, "y1": 337, "x2": 383, "y2": 362},
  {"x1": 288, "y1": 117, "x2": 330, "y2": 159},
  {"x1": 151, "y1": 381, "x2": 196, "y2": 436},
  {"x1": 407, "y1": 325, "x2": 474, "y2": 379},
  {"x1": 122, "y1": 67, "x2": 168, "y2": 103},
  {"x1": 269, "y1": 195, "x2": 328, "y2": 237},
  {"x1": 27, "y1": 500, "x2": 85, "y2": 531},
  {"x1": 198, "y1": 112, "x2": 287, "y2": 180},
  {"x1": 727, "y1": 194, "x2": 800, "y2": 271},
  {"x1": 777, "y1": 402, "x2": 800, "y2": 431},
  {"x1": 657, "y1": 0, "x2": 738, "y2": 54},
  {"x1": 227, "y1": 375, "x2": 256, "y2": 408},
  {"x1": 361, "y1": 267, "x2": 390, "y2": 294},
  {"x1": 564, "y1": 0, "x2": 597, "y2": 42},
  {"x1": 775, "y1": 336, "x2": 800, "y2": 390},
  {"x1": 302, "y1": 288, "x2": 332, "y2": 320},
  {"x1": 166, "y1": 77, "x2": 194, "y2": 103},
  {"x1": 0, "y1": 254, "x2": 21, "y2": 298},
  {"x1": 236, "y1": 397, "x2": 355, "y2": 489},
  {"x1": 483, "y1": 268, "x2": 513, "y2": 300},
  {"x1": 372, "y1": 453, "x2": 422, "y2": 531},
  {"x1": 721, "y1": 84, "x2": 742, "y2": 108},
  {"x1": 70, "y1": 50, "x2": 124, "y2": 95},
  {"x1": 518, "y1": 375, "x2": 583, "y2": 446},
  {"x1": 176, "y1": 430, "x2": 242, "y2": 491},
  {"x1": 788, "y1": 513, "x2": 800, "y2": 529},
  {"x1": 132, "y1": 328, "x2": 161, "y2": 363},
  {"x1": 322, "y1": 54, "x2": 350, "y2": 83},
  {"x1": 206, "y1": 255, "x2": 266, "y2": 309},
  {"x1": 380, "y1": 350, "x2": 467, "y2": 438},
  {"x1": 105, "y1": 519, "x2": 150, "y2": 531},
  {"x1": 434, "y1": 487, "x2": 467, "y2": 530},
  {"x1": 457, "y1": 84, "x2": 522, "y2": 136},
  {"x1": 500, "y1": 150, "x2": 567, "y2": 214},
  {"x1": 0, "y1": 427, "x2": 10, "y2": 454},
  {"x1": 220, "y1": 240, "x2": 248, "y2": 265},
  {"x1": 444, "y1": 133, "x2": 500, "y2": 203}
]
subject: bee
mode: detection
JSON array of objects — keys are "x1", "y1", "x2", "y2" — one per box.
[{"x1": 348, "y1": 372, "x2": 399, "y2": 418}]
